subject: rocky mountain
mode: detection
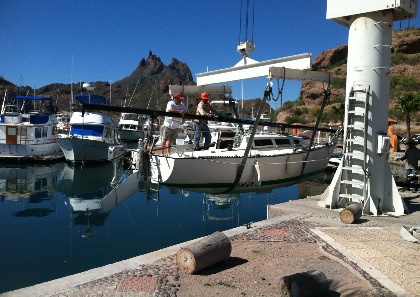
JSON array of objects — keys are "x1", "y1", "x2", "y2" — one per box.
[{"x1": 0, "y1": 51, "x2": 196, "y2": 113}]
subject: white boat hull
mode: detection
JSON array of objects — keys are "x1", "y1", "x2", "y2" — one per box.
[
  {"x1": 150, "y1": 145, "x2": 335, "y2": 194},
  {"x1": 57, "y1": 138, "x2": 115, "y2": 163},
  {"x1": 0, "y1": 142, "x2": 64, "y2": 161}
]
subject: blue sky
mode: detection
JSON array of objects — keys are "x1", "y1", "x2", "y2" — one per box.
[{"x1": 1, "y1": 0, "x2": 419, "y2": 108}]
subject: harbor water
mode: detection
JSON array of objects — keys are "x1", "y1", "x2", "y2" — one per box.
[{"x1": 0, "y1": 161, "x2": 405, "y2": 293}]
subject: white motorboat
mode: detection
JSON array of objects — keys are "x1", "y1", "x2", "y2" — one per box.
[
  {"x1": 57, "y1": 94, "x2": 124, "y2": 164},
  {"x1": 148, "y1": 132, "x2": 338, "y2": 194},
  {"x1": 117, "y1": 113, "x2": 148, "y2": 142},
  {"x1": 0, "y1": 95, "x2": 64, "y2": 162}
]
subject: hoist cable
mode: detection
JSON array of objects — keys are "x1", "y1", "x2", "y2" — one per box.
[
  {"x1": 251, "y1": 0, "x2": 255, "y2": 41},
  {"x1": 238, "y1": 0, "x2": 243, "y2": 44},
  {"x1": 245, "y1": 0, "x2": 249, "y2": 40}
]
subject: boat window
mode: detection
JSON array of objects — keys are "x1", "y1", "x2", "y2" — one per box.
[
  {"x1": 104, "y1": 127, "x2": 111, "y2": 138},
  {"x1": 125, "y1": 114, "x2": 138, "y2": 121},
  {"x1": 4, "y1": 105, "x2": 17, "y2": 113},
  {"x1": 35, "y1": 178, "x2": 48, "y2": 191},
  {"x1": 293, "y1": 138, "x2": 305, "y2": 145},
  {"x1": 35, "y1": 127, "x2": 42, "y2": 139},
  {"x1": 275, "y1": 139, "x2": 292, "y2": 146},
  {"x1": 7, "y1": 127, "x2": 17, "y2": 136},
  {"x1": 42, "y1": 127, "x2": 48, "y2": 138},
  {"x1": 71, "y1": 125, "x2": 104, "y2": 137},
  {"x1": 254, "y1": 139, "x2": 274, "y2": 146},
  {"x1": 18, "y1": 127, "x2": 27, "y2": 136}
]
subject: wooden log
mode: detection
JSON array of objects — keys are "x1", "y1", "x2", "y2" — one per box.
[
  {"x1": 340, "y1": 203, "x2": 363, "y2": 224},
  {"x1": 176, "y1": 231, "x2": 231, "y2": 274},
  {"x1": 279, "y1": 270, "x2": 330, "y2": 297}
]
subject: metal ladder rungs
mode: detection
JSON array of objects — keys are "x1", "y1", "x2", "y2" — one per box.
[
  {"x1": 348, "y1": 94, "x2": 367, "y2": 100},
  {"x1": 338, "y1": 193, "x2": 364, "y2": 201},
  {"x1": 348, "y1": 110, "x2": 365, "y2": 116},
  {"x1": 352, "y1": 88, "x2": 368, "y2": 93},
  {"x1": 342, "y1": 166, "x2": 364, "y2": 173},
  {"x1": 347, "y1": 124, "x2": 365, "y2": 130},
  {"x1": 341, "y1": 180, "x2": 364, "y2": 187},
  {"x1": 346, "y1": 138, "x2": 364, "y2": 144},
  {"x1": 344, "y1": 152, "x2": 365, "y2": 159}
]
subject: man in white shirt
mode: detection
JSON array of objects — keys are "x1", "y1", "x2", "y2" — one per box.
[{"x1": 161, "y1": 93, "x2": 188, "y2": 155}]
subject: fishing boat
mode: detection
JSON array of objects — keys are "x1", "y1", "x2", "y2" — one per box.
[
  {"x1": 0, "y1": 95, "x2": 64, "y2": 162},
  {"x1": 56, "y1": 94, "x2": 124, "y2": 164},
  {"x1": 148, "y1": 131, "x2": 338, "y2": 194},
  {"x1": 117, "y1": 112, "x2": 148, "y2": 142}
]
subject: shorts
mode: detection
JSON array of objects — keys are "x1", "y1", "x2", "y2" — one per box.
[{"x1": 162, "y1": 126, "x2": 179, "y2": 143}]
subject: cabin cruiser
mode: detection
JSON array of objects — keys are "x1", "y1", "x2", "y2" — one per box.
[
  {"x1": 0, "y1": 95, "x2": 64, "y2": 162},
  {"x1": 57, "y1": 94, "x2": 125, "y2": 164}
]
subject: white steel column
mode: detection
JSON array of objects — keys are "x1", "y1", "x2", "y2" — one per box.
[{"x1": 320, "y1": 10, "x2": 406, "y2": 215}]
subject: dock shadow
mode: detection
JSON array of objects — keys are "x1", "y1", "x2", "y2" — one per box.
[
  {"x1": 194, "y1": 257, "x2": 248, "y2": 275},
  {"x1": 403, "y1": 196, "x2": 420, "y2": 213},
  {"x1": 352, "y1": 218, "x2": 370, "y2": 224}
]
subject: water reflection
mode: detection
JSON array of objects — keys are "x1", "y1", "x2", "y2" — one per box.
[
  {"x1": 203, "y1": 193, "x2": 241, "y2": 224},
  {"x1": 0, "y1": 162, "x2": 405, "y2": 294},
  {"x1": 56, "y1": 163, "x2": 115, "y2": 237},
  {"x1": 0, "y1": 163, "x2": 64, "y2": 217}
]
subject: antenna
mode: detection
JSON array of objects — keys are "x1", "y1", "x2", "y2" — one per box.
[{"x1": 109, "y1": 81, "x2": 112, "y2": 105}]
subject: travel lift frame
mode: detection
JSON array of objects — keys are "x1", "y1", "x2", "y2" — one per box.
[{"x1": 319, "y1": 0, "x2": 418, "y2": 216}]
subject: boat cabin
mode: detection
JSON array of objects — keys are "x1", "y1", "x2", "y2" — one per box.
[{"x1": 237, "y1": 133, "x2": 306, "y2": 150}]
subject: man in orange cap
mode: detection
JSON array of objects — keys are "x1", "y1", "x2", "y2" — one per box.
[
  {"x1": 161, "y1": 92, "x2": 188, "y2": 155},
  {"x1": 193, "y1": 92, "x2": 218, "y2": 151}
]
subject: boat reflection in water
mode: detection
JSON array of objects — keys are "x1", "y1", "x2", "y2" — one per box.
[
  {"x1": 0, "y1": 163, "x2": 64, "y2": 217},
  {"x1": 55, "y1": 163, "x2": 116, "y2": 237},
  {"x1": 203, "y1": 193, "x2": 241, "y2": 226}
]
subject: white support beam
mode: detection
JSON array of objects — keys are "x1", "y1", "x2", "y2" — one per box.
[
  {"x1": 196, "y1": 53, "x2": 311, "y2": 86},
  {"x1": 169, "y1": 85, "x2": 232, "y2": 95},
  {"x1": 269, "y1": 67, "x2": 332, "y2": 82},
  {"x1": 327, "y1": 0, "x2": 417, "y2": 25}
]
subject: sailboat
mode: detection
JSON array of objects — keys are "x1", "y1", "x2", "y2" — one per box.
[{"x1": 80, "y1": 37, "x2": 337, "y2": 199}]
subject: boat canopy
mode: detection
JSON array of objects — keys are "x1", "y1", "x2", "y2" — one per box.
[
  {"x1": 13, "y1": 96, "x2": 54, "y2": 101},
  {"x1": 75, "y1": 95, "x2": 108, "y2": 105}
]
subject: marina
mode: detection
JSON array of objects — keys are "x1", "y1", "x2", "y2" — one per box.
[
  {"x1": 0, "y1": 160, "x2": 418, "y2": 296},
  {"x1": 0, "y1": 161, "x2": 336, "y2": 293},
  {"x1": 1, "y1": 0, "x2": 418, "y2": 295}
]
